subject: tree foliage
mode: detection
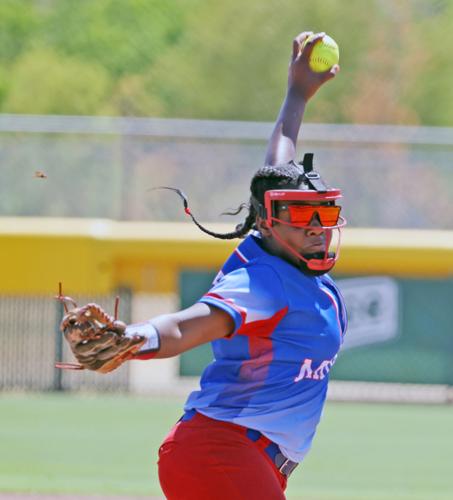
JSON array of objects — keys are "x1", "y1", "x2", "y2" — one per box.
[
  {"x1": 0, "y1": 0, "x2": 452, "y2": 125},
  {"x1": 5, "y1": 48, "x2": 112, "y2": 114}
]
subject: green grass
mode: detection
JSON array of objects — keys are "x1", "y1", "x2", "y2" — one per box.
[{"x1": 1, "y1": 393, "x2": 452, "y2": 499}]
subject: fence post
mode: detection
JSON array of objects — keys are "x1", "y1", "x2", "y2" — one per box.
[{"x1": 53, "y1": 301, "x2": 64, "y2": 391}]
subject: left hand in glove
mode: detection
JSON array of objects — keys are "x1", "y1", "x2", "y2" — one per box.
[{"x1": 55, "y1": 288, "x2": 145, "y2": 374}]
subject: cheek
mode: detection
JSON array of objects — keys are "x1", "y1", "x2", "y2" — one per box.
[{"x1": 280, "y1": 226, "x2": 309, "y2": 246}]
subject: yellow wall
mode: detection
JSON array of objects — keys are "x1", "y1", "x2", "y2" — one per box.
[{"x1": 1, "y1": 217, "x2": 452, "y2": 295}]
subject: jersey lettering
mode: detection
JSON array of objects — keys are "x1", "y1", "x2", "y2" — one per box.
[{"x1": 294, "y1": 355, "x2": 337, "y2": 382}]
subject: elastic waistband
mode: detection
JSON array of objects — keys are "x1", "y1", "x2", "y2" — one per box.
[{"x1": 180, "y1": 410, "x2": 298, "y2": 478}]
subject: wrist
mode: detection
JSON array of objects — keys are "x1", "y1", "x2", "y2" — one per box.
[
  {"x1": 125, "y1": 321, "x2": 160, "y2": 360},
  {"x1": 286, "y1": 86, "x2": 308, "y2": 104}
]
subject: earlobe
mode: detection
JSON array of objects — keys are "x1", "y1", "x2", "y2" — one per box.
[{"x1": 256, "y1": 217, "x2": 272, "y2": 237}]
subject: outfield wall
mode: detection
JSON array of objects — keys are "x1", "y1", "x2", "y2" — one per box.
[
  {"x1": 0, "y1": 217, "x2": 452, "y2": 392},
  {"x1": 1, "y1": 217, "x2": 453, "y2": 294}
]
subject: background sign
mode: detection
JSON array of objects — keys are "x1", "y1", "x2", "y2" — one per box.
[{"x1": 337, "y1": 276, "x2": 400, "y2": 350}]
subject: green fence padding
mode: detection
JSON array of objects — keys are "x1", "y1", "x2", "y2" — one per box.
[
  {"x1": 333, "y1": 278, "x2": 453, "y2": 384},
  {"x1": 179, "y1": 269, "x2": 453, "y2": 385},
  {"x1": 179, "y1": 270, "x2": 217, "y2": 376}
]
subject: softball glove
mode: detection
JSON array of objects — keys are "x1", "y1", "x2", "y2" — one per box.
[{"x1": 55, "y1": 287, "x2": 145, "y2": 374}]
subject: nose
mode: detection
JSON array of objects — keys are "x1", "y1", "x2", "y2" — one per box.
[{"x1": 305, "y1": 215, "x2": 324, "y2": 236}]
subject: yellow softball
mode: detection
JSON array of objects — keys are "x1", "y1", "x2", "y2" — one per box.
[{"x1": 301, "y1": 34, "x2": 339, "y2": 72}]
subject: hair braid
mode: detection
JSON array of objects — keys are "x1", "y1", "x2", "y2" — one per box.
[
  {"x1": 188, "y1": 205, "x2": 255, "y2": 240},
  {"x1": 157, "y1": 162, "x2": 305, "y2": 240}
]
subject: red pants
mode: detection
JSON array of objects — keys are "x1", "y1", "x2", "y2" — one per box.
[{"x1": 158, "y1": 411, "x2": 287, "y2": 500}]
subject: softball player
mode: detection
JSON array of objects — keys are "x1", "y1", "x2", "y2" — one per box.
[{"x1": 126, "y1": 31, "x2": 345, "y2": 499}]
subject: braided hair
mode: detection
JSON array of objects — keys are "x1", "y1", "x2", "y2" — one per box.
[{"x1": 163, "y1": 162, "x2": 305, "y2": 240}]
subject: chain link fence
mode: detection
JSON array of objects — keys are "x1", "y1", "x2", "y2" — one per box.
[
  {"x1": 0, "y1": 290, "x2": 132, "y2": 392},
  {"x1": 1, "y1": 115, "x2": 453, "y2": 229}
]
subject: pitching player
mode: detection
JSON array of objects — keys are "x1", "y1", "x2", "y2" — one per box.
[
  {"x1": 58, "y1": 32, "x2": 345, "y2": 499},
  {"x1": 137, "y1": 30, "x2": 345, "y2": 500}
]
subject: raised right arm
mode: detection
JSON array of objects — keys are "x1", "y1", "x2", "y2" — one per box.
[{"x1": 264, "y1": 31, "x2": 339, "y2": 166}]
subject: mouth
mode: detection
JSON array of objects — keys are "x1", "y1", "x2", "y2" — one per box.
[{"x1": 306, "y1": 240, "x2": 325, "y2": 252}]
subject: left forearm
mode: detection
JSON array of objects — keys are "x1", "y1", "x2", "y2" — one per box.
[{"x1": 125, "y1": 303, "x2": 235, "y2": 360}]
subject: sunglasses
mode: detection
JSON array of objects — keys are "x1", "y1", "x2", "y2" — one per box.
[{"x1": 282, "y1": 204, "x2": 342, "y2": 227}]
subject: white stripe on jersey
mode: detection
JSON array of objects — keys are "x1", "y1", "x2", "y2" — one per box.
[
  {"x1": 234, "y1": 248, "x2": 249, "y2": 263},
  {"x1": 319, "y1": 285, "x2": 344, "y2": 337}
]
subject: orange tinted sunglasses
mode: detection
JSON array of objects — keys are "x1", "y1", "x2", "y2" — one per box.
[{"x1": 285, "y1": 205, "x2": 341, "y2": 227}]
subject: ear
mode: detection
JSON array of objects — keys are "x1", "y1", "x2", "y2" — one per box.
[{"x1": 256, "y1": 216, "x2": 272, "y2": 237}]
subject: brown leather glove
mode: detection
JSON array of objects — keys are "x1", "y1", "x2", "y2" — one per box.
[{"x1": 55, "y1": 293, "x2": 145, "y2": 374}]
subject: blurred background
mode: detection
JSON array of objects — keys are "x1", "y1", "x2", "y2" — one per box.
[{"x1": 0, "y1": 1, "x2": 452, "y2": 499}]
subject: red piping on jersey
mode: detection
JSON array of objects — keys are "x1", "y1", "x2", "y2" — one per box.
[
  {"x1": 204, "y1": 292, "x2": 248, "y2": 326},
  {"x1": 237, "y1": 306, "x2": 288, "y2": 382}
]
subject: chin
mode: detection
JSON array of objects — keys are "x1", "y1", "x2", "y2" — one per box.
[{"x1": 298, "y1": 251, "x2": 336, "y2": 276}]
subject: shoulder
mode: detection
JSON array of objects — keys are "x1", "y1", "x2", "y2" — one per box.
[
  {"x1": 203, "y1": 262, "x2": 288, "y2": 317},
  {"x1": 215, "y1": 262, "x2": 285, "y2": 294}
]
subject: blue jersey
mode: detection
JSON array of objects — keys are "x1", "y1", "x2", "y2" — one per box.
[{"x1": 184, "y1": 233, "x2": 347, "y2": 462}]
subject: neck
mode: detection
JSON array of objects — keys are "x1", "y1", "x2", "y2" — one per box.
[
  {"x1": 258, "y1": 234, "x2": 331, "y2": 276},
  {"x1": 259, "y1": 234, "x2": 300, "y2": 268}
]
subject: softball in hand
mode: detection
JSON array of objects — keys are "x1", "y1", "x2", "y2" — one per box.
[{"x1": 302, "y1": 34, "x2": 339, "y2": 72}]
